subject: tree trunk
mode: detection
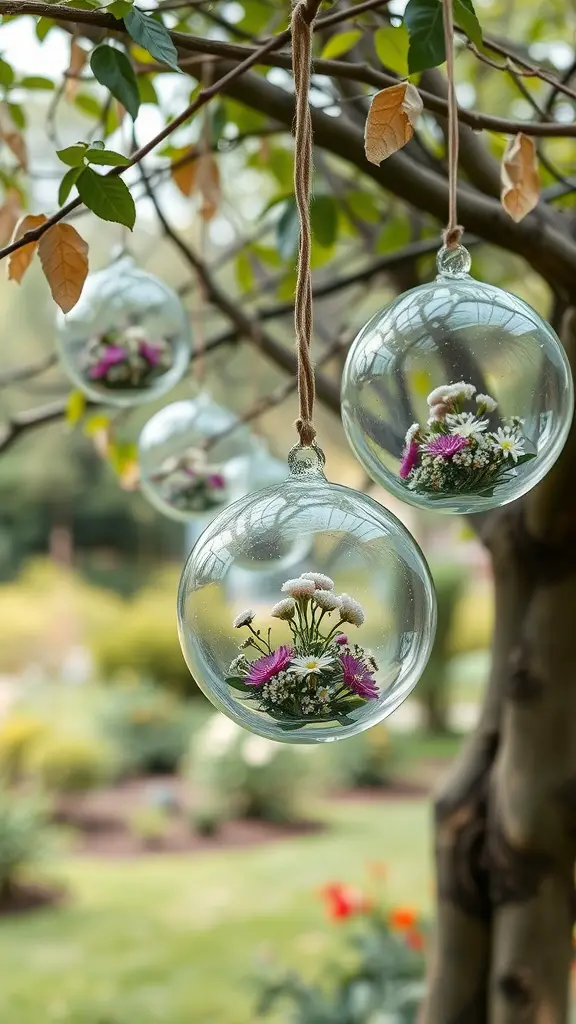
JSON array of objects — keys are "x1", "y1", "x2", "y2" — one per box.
[{"x1": 424, "y1": 312, "x2": 576, "y2": 1024}]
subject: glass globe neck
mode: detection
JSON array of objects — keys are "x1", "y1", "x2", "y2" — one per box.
[
  {"x1": 287, "y1": 441, "x2": 327, "y2": 480},
  {"x1": 435, "y1": 244, "x2": 472, "y2": 280}
]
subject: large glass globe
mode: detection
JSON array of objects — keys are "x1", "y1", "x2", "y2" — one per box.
[
  {"x1": 57, "y1": 255, "x2": 191, "y2": 407},
  {"x1": 341, "y1": 246, "x2": 574, "y2": 515},
  {"x1": 138, "y1": 394, "x2": 257, "y2": 521},
  {"x1": 177, "y1": 443, "x2": 437, "y2": 744}
]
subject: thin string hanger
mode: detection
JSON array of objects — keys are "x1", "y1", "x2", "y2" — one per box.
[
  {"x1": 291, "y1": 0, "x2": 320, "y2": 449},
  {"x1": 441, "y1": 0, "x2": 463, "y2": 249}
]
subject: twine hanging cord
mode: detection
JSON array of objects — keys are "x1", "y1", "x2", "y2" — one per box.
[
  {"x1": 441, "y1": 0, "x2": 463, "y2": 249},
  {"x1": 291, "y1": 0, "x2": 321, "y2": 448}
]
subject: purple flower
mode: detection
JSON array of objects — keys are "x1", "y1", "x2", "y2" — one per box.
[
  {"x1": 246, "y1": 645, "x2": 294, "y2": 687},
  {"x1": 335, "y1": 634, "x2": 348, "y2": 646},
  {"x1": 89, "y1": 345, "x2": 126, "y2": 379},
  {"x1": 340, "y1": 653, "x2": 378, "y2": 700},
  {"x1": 208, "y1": 473, "x2": 226, "y2": 489},
  {"x1": 139, "y1": 340, "x2": 162, "y2": 366},
  {"x1": 423, "y1": 434, "x2": 468, "y2": 459},
  {"x1": 399, "y1": 440, "x2": 419, "y2": 479}
]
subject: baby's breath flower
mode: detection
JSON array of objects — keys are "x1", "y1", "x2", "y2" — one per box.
[
  {"x1": 233, "y1": 608, "x2": 254, "y2": 628},
  {"x1": 271, "y1": 598, "x2": 296, "y2": 620},
  {"x1": 313, "y1": 590, "x2": 341, "y2": 611},
  {"x1": 281, "y1": 577, "x2": 316, "y2": 599},
  {"x1": 338, "y1": 594, "x2": 365, "y2": 627},
  {"x1": 300, "y1": 571, "x2": 335, "y2": 591}
]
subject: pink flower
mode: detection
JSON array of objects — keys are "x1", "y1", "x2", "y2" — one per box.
[
  {"x1": 335, "y1": 634, "x2": 348, "y2": 646},
  {"x1": 399, "y1": 440, "x2": 419, "y2": 479},
  {"x1": 208, "y1": 473, "x2": 226, "y2": 489},
  {"x1": 89, "y1": 345, "x2": 126, "y2": 379},
  {"x1": 139, "y1": 340, "x2": 162, "y2": 366},
  {"x1": 424, "y1": 434, "x2": 468, "y2": 459},
  {"x1": 246, "y1": 646, "x2": 294, "y2": 687},
  {"x1": 340, "y1": 653, "x2": 378, "y2": 700}
]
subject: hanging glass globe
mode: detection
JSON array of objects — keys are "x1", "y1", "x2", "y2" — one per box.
[
  {"x1": 177, "y1": 443, "x2": 437, "y2": 744},
  {"x1": 138, "y1": 394, "x2": 257, "y2": 521},
  {"x1": 341, "y1": 245, "x2": 574, "y2": 515},
  {"x1": 57, "y1": 255, "x2": 191, "y2": 407}
]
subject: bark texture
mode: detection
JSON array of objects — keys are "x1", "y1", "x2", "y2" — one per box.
[{"x1": 424, "y1": 313, "x2": 576, "y2": 1024}]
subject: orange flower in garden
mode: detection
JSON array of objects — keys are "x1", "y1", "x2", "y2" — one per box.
[
  {"x1": 405, "y1": 929, "x2": 425, "y2": 952},
  {"x1": 389, "y1": 906, "x2": 418, "y2": 930},
  {"x1": 321, "y1": 883, "x2": 372, "y2": 922}
]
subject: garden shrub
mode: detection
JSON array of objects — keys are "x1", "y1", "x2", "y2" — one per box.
[
  {"x1": 0, "y1": 792, "x2": 51, "y2": 900},
  {"x1": 328, "y1": 724, "x2": 399, "y2": 789},
  {"x1": 187, "y1": 713, "x2": 320, "y2": 824},
  {"x1": 128, "y1": 806, "x2": 171, "y2": 849},
  {"x1": 0, "y1": 714, "x2": 48, "y2": 781},
  {"x1": 99, "y1": 681, "x2": 192, "y2": 776},
  {"x1": 27, "y1": 733, "x2": 112, "y2": 793}
]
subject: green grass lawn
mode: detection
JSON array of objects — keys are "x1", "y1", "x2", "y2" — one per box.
[{"x1": 0, "y1": 798, "x2": 431, "y2": 1024}]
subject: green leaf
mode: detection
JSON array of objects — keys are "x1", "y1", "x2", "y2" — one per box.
[
  {"x1": 36, "y1": 17, "x2": 55, "y2": 41},
  {"x1": 137, "y1": 75, "x2": 158, "y2": 105},
  {"x1": 373, "y1": 25, "x2": 410, "y2": 76},
  {"x1": 225, "y1": 677, "x2": 253, "y2": 693},
  {"x1": 83, "y1": 413, "x2": 110, "y2": 437},
  {"x1": 124, "y1": 8, "x2": 180, "y2": 72},
  {"x1": 345, "y1": 191, "x2": 383, "y2": 225},
  {"x1": 90, "y1": 44, "x2": 140, "y2": 121},
  {"x1": 74, "y1": 92, "x2": 102, "y2": 118},
  {"x1": 310, "y1": 194, "x2": 338, "y2": 249},
  {"x1": 66, "y1": 389, "x2": 86, "y2": 428},
  {"x1": 235, "y1": 250, "x2": 254, "y2": 293},
  {"x1": 56, "y1": 143, "x2": 88, "y2": 167},
  {"x1": 58, "y1": 166, "x2": 82, "y2": 205},
  {"x1": 276, "y1": 199, "x2": 299, "y2": 262},
  {"x1": 7, "y1": 102, "x2": 26, "y2": 130},
  {"x1": 106, "y1": 0, "x2": 133, "y2": 17},
  {"x1": 19, "y1": 75, "x2": 54, "y2": 90},
  {"x1": 85, "y1": 148, "x2": 131, "y2": 166},
  {"x1": 453, "y1": 0, "x2": 482, "y2": 47},
  {"x1": 320, "y1": 29, "x2": 362, "y2": 60},
  {"x1": 76, "y1": 167, "x2": 136, "y2": 229},
  {"x1": 0, "y1": 57, "x2": 14, "y2": 87},
  {"x1": 404, "y1": 0, "x2": 445, "y2": 73}
]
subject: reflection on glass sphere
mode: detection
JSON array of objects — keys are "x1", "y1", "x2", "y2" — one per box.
[
  {"x1": 138, "y1": 394, "x2": 257, "y2": 522},
  {"x1": 341, "y1": 246, "x2": 574, "y2": 514},
  {"x1": 177, "y1": 445, "x2": 436, "y2": 744},
  {"x1": 57, "y1": 256, "x2": 191, "y2": 407}
]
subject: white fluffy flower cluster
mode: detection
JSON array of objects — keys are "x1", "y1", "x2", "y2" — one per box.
[
  {"x1": 277, "y1": 573, "x2": 366, "y2": 628},
  {"x1": 271, "y1": 598, "x2": 296, "y2": 620},
  {"x1": 339, "y1": 594, "x2": 365, "y2": 627},
  {"x1": 233, "y1": 608, "x2": 254, "y2": 628}
]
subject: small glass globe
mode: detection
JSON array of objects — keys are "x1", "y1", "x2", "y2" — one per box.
[
  {"x1": 57, "y1": 255, "x2": 191, "y2": 407},
  {"x1": 138, "y1": 394, "x2": 257, "y2": 521},
  {"x1": 177, "y1": 443, "x2": 437, "y2": 744},
  {"x1": 341, "y1": 246, "x2": 574, "y2": 514}
]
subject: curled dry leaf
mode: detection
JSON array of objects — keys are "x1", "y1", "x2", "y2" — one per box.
[
  {"x1": 501, "y1": 133, "x2": 540, "y2": 223},
  {"x1": 364, "y1": 82, "x2": 423, "y2": 165},
  {"x1": 1, "y1": 129, "x2": 27, "y2": 171},
  {"x1": 171, "y1": 148, "x2": 197, "y2": 196},
  {"x1": 171, "y1": 151, "x2": 220, "y2": 219},
  {"x1": 38, "y1": 223, "x2": 89, "y2": 313},
  {"x1": 65, "y1": 38, "x2": 88, "y2": 102},
  {"x1": 7, "y1": 213, "x2": 48, "y2": 283},
  {"x1": 0, "y1": 188, "x2": 22, "y2": 246}
]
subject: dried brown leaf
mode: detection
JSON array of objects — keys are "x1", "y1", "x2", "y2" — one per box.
[
  {"x1": 2, "y1": 129, "x2": 27, "y2": 171},
  {"x1": 65, "y1": 39, "x2": 88, "y2": 102},
  {"x1": 171, "y1": 151, "x2": 220, "y2": 219},
  {"x1": 501, "y1": 132, "x2": 540, "y2": 223},
  {"x1": 38, "y1": 223, "x2": 89, "y2": 313},
  {"x1": 7, "y1": 213, "x2": 48, "y2": 283},
  {"x1": 171, "y1": 149, "x2": 198, "y2": 196},
  {"x1": 364, "y1": 82, "x2": 423, "y2": 165},
  {"x1": 0, "y1": 188, "x2": 22, "y2": 246}
]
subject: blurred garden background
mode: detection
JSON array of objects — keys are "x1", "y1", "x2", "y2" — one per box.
[{"x1": 1, "y1": 0, "x2": 575, "y2": 1020}]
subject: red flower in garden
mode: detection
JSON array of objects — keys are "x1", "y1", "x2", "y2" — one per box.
[
  {"x1": 321, "y1": 883, "x2": 372, "y2": 922},
  {"x1": 389, "y1": 905, "x2": 418, "y2": 930},
  {"x1": 405, "y1": 928, "x2": 425, "y2": 951}
]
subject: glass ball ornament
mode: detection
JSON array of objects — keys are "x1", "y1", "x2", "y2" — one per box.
[
  {"x1": 177, "y1": 442, "x2": 437, "y2": 744},
  {"x1": 56, "y1": 255, "x2": 191, "y2": 407},
  {"x1": 138, "y1": 393, "x2": 257, "y2": 522},
  {"x1": 341, "y1": 245, "x2": 574, "y2": 514}
]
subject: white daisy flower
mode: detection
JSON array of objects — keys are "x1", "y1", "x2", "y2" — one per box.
[
  {"x1": 281, "y1": 577, "x2": 316, "y2": 599},
  {"x1": 290, "y1": 654, "x2": 335, "y2": 677},
  {"x1": 446, "y1": 412, "x2": 487, "y2": 440},
  {"x1": 271, "y1": 598, "x2": 296, "y2": 620},
  {"x1": 232, "y1": 608, "x2": 254, "y2": 628},
  {"x1": 475, "y1": 393, "x2": 497, "y2": 413},
  {"x1": 300, "y1": 571, "x2": 335, "y2": 591},
  {"x1": 313, "y1": 590, "x2": 341, "y2": 611},
  {"x1": 338, "y1": 594, "x2": 365, "y2": 627},
  {"x1": 491, "y1": 428, "x2": 525, "y2": 463}
]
